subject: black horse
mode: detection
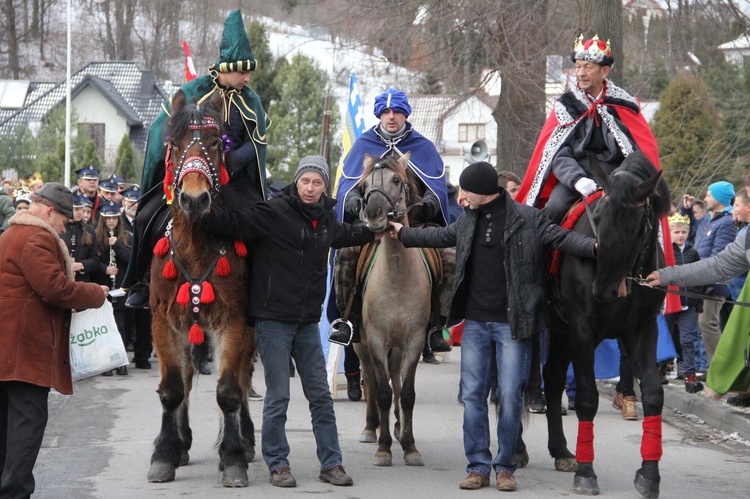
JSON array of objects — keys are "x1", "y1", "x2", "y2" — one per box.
[{"x1": 542, "y1": 151, "x2": 671, "y2": 498}]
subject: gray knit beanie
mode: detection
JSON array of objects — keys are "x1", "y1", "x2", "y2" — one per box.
[{"x1": 294, "y1": 155, "x2": 330, "y2": 187}]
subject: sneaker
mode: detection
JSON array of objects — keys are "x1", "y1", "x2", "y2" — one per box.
[
  {"x1": 249, "y1": 386, "x2": 263, "y2": 401},
  {"x1": 496, "y1": 471, "x2": 517, "y2": 491},
  {"x1": 318, "y1": 465, "x2": 353, "y2": 486},
  {"x1": 115, "y1": 366, "x2": 128, "y2": 376},
  {"x1": 684, "y1": 373, "x2": 704, "y2": 394},
  {"x1": 270, "y1": 467, "x2": 296, "y2": 488},
  {"x1": 459, "y1": 471, "x2": 489, "y2": 490}
]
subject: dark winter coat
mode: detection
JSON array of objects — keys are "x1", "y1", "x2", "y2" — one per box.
[
  {"x1": 399, "y1": 189, "x2": 596, "y2": 339},
  {"x1": 671, "y1": 241, "x2": 702, "y2": 309},
  {"x1": 201, "y1": 184, "x2": 375, "y2": 324},
  {"x1": 694, "y1": 209, "x2": 736, "y2": 296}
]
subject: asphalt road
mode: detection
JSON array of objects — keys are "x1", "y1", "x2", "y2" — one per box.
[{"x1": 32, "y1": 347, "x2": 750, "y2": 499}]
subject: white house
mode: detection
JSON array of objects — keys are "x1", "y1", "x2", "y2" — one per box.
[
  {"x1": 408, "y1": 92, "x2": 498, "y2": 186},
  {"x1": 718, "y1": 34, "x2": 750, "y2": 68},
  {"x1": 0, "y1": 61, "x2": 178, "y2": 176}
]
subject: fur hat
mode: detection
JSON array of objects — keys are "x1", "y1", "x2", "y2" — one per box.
[
  {"x1": 459, "y1": 162, "x2": 499, "y2": 196},
  {"x1": 294, "y1": 155, "x2": 330, "y2": 187},
  {"x1": 214, "y1": 10, "x2": 256, "y2": 73},
  {"x1": 374, "y1": 88, "x2": 412, "y2": 118}
]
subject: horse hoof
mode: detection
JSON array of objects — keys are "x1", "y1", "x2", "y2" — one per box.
[
  {"x1": 359, "y1": 430, "x2": 377, "y2": 443},
  {"x1": 222, "y1": 464, "x2": 249, "y2": 488},
  {"x1": 147, "y1": 461, "x2": 176, "y2": 483},
  {"x1": 515, "y1": 450, "x2": 529, "y2": 469},
  {"x1": 404, "y1": 452, "x2": 423, "y2": 466},
  {"x1": 573, "y1": 475, "x2": 600, "y2": 495},
  {"x1": 555, "y1": 457, "x2": 578, "y2": 472},
  {"x1": 179, "y1": 449, "x2": 190, "y2": 466},
  {"x1": 245, "y1": 446, "x2": 255, "y2": 462},
  {"x1": 634, "y1": 470, "x2": 660, "y2": 498},
  {"x1": 374, "y1": 453, "x2": 392, "y2": 466}
]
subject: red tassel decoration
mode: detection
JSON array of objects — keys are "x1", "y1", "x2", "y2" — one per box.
[
  {"x1": 219, "y1": 164, "x2": 229, "y2": 186},
  {"x1": 234, "y1": 240, "x2": 247, "y2": 257},
  {"x1": 154, "y1": 237, "x2": 170, "y2": 257},
  {"x1": 176, "y1": 282, "x2": 190, "y2": 306},
  {"x1": 201, "y1": 281, "x2": 215, "y2": 303},
  {"x1": 188, "y1": 322, "x2": 204, "y2": 345},
  {"x1": 216, "y1": 255, "x2": 231, "y2": 276},
  {"x1": 162, "y1": 260, "x2": 178, "y2": 280}
]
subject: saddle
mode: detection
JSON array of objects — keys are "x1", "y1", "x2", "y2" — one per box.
[
  {"x1": 356, "y1": 240, "x2": 442, "y2": 292},
  {"x1": 548, "y1": 191, "x2": 603, "y2": 276}
]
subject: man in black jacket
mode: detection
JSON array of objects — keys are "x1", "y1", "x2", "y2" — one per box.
[
  {"x1": 200, "y1": 156, "x2": 381, "y2": 489},
  {"x1": 389, "y1": 161, "x2": 596, "y2": 493}
]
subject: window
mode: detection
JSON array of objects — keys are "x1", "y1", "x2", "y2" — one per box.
[{"x1": 459, "y1": 123, "x2": 485, "y2": 143}]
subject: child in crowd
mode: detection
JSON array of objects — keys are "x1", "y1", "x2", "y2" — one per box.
[
  {"x1": 663, "y1": 213, "x2": 704, "y2": 393},
  {"x1": 96, "y1": 200, "x2": 132, "y2": 376}
]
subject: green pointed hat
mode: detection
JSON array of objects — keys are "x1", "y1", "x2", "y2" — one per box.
[{"x1": 215, "y1": 10, "x2": 256, "y2": 73}]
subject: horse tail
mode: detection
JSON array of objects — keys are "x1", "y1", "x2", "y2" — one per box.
[{"x1": 191, "y1": 337, "x2": 211, "y2": 375}]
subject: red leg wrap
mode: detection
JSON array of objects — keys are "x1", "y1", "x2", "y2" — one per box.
[
  {"x1": 641, "y1": 415, "x2": 663, "y2": 461},
  {"x1": 576, "y1": 420, "x2": 594, "y2": 463}
]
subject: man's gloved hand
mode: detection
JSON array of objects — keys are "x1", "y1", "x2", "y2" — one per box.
[
  {"x1": 421, "y1": 201, "x2": 435, "y2": 221},
  {"x1": 346, "y1": 197, "x2": 363, "y2": 218},
  {"x1": 574, "y1": 177, "x2": 598, "y2": 197}
]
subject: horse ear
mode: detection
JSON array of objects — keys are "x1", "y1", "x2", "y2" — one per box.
[
  {"x1": 588, "y1": 153, "x2": 611, "y2": 193},
  {"x1": 171, "y1": 90, "x2": 187, "y2": 115},
  {"x1": 363, "y1": 154, "x2": 376, "y2": 170},
  {"x1": 208, "y1": 90, "x2": 224, "y2": 115},
  {"x1": 398, "y1": 151, "x2": 411, "y2": 170},
  {"x1": 634, "y1": 170, "x2": 663, "y2": 203}
]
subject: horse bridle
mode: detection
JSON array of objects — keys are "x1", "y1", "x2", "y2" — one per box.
[
  {"x1": 362, "y1": 161, "x2": 410, "y2": 220},
  {"x1": 169, "y1": 115, "x2": 225, "y2": 196}
]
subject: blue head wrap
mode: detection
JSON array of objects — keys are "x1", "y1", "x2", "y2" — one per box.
[
  {"x1": 374, "y1": 88, "x2": 412, "y2": 118},
  {"x1": 708, "y1": 181, "x2": 735, "y2": 208}
]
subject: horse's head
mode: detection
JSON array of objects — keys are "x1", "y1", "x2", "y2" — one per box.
[
  {"x1": 589, "y1": 151, "x2": 670, "y2": 303},
  {"x1": 168, "y1": 90, "x2": 225, "y2": 222},
  {"x1": 358, "y1": 153, "x2": 416, "y2": 232}
]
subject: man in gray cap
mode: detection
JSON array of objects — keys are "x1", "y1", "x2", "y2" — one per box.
[
  {"x1": 199, "y1": 155, "x2": 382, "y2": 488},
  {"x1": 388, "y1": 162, "x2": 596, "y2": 493},
  {"x1": 0, "y1": 182, "x2": 108, "y2": 498}
]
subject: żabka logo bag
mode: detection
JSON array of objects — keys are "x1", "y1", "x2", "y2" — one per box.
[{"x1": 69, "y1": 300, "x2": 128, "y2": 380}]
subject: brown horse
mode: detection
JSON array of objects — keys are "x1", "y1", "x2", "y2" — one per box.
[
  {"x1": 355, "y1": 153, "x2": 432, "y2": 467},
  {"x1": 146, "y1": 89, "x2": 256, "y2": 487}
]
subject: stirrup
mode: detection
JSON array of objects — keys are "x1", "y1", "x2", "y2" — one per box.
[
  {"x1": 328, "y1": 319, "x2": 354, "y2": 346},
  {"x1": 428, "y1": 326, "x2": 452, "y2": 352}
]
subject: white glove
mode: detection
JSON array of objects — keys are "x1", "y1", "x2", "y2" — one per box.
[{"x1": 574, "y1": 177, "x2": 598, "y2": 197}]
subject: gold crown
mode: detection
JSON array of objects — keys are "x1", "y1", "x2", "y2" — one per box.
[
  {"x1": 668, "y1": 213, "x2": 691, "y2": 226},
  {"x1": 27, "y1": 171, "x2": 43, "y2": 185},
  {"x1": 573, "y1": 34, "x2": 611, "y2": 55}
]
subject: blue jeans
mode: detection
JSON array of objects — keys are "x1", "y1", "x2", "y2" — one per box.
[
  {"x1": 461, "y1": 320, "x2": 531, "y2": 476},
  {"x1": 256, "y1": 320, "x2": 342, "y2": 472}
]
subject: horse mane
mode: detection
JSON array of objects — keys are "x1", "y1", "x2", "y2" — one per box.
[
  {"x1": 606, "y1": 151, "x2": 671, "y2": 219},
  {"x1": 359, "y1": 155, "x2": 419, "y2": 206},
  {"x1": 169, "y1": 99, "x2": 223, "y2": 143}
]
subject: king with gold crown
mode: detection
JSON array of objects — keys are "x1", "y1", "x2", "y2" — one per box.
[{"x1": 516, "y1": 32, "x2": 680, "y2": 313}]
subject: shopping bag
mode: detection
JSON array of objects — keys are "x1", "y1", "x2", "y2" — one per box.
[
  {"x1": 69, "y1": 300, "x2": 128, "y2": 380},
  {"x1": 656, "y1": 314, "x2": 678, "y2": 363}
]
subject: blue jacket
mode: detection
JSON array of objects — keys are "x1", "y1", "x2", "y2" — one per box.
[{"x1": 694, "y1": 210, "x2": 736, "y2": 296}]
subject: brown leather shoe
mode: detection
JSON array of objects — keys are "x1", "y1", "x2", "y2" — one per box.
[
  {"x1": 270, "y1": 466, "x2": 296, "y2": 487},
  {"x1": 459, "y1": 471, "x2": 490, "y2": 490},
  {"x1": 613, "y1": 392, "x2": 638, "y2": 421},
  {"x1": 318, "y1": 465, "x2": 353, "y2": 486},
  {"x1": 496, "y1": 471, "x2": 517, "y2": 491}
]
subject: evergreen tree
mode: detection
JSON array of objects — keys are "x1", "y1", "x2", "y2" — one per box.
[
  {"x1": 267, "y1": 53, "x2": 338, "y2": 183},
  {"x1": 79, "y1": 140, "x2": 102, "y2": 171},
  {"x1": 652, "y1": 70, "x2": 725, "y2": 196},
  {"x1": 37, "y1": 139, "x2": 65, "y2": 185},
  {"x1": 115, "y1": 134, "x2": 137, "y2": 183},
  {"x1": 247, "y1": 20, "x2": 280, "y2": 112}
]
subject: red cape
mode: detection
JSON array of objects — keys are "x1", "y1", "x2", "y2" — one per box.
[{"x1": 518, "y1": 89, "x2": 680, "y2": 314}]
